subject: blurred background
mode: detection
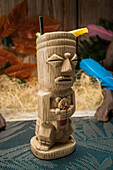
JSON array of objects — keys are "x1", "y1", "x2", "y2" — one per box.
[
  {"x1": 0, "y1": 0, "x2": 113, "y2": 63},
  {"x1": 0, "y1": 0, "x2": 113, "y2": 30},
  {"x1": 0, "y1": 0, "x2": 113, "y2": 120}
]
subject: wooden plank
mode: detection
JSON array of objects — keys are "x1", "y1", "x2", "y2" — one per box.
[
  {"x1": 28, "y1": 0, "x2": 77, "y2": 31},
  {"x1": 63, "y1": 0, "x2": 77, "y2": 31},
  {"x1": 0, "y1": 0, "x2": 23, "y2": 16},
  {"x1": 0, "y1": 0, "x2": 77, "y2": 30},
  {"x1": 78, "y1": 0, "x2": 113, "y2": 27},
  {"x1": 0, "y1": 0, "x2": 112, "y2": 31},
  {"x1": 78, "y1": 0, "x2": 113, "y2": 41}
]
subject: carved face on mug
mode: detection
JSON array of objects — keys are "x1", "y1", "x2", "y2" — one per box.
[{"x1": 37, "y1": 32, "x2": 77, "y2": 90}]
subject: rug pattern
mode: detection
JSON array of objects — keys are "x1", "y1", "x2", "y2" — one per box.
[{"x1": 0, "y1": 118, "x2": 113, "y2": 169}]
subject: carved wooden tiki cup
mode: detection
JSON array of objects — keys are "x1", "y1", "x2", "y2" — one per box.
[{"x1": 30, "y1": 32, "x2": 77, "y2": 160}]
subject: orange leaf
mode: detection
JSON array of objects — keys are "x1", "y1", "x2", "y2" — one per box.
[
  {"x1": 25, "y1": 75, "x2": 38, "y2": 84},
  {"x1": 1, "y1": 0, "x2": 27, "y2": 37},
  {"x1": 0, "y1": 16, "x2": 6, "y2": 33},
  {"x1": 17, "y1": 16, "x2": 61, "y2": 39},
  {"x1": 43, "y1": 16, "x2": 61, "y2": 32},
  {"x1": 2, "y1": 63, "x2": 37, "y2": 79},
  {"x1": 12, "y1": 37, "x2": 36, "y2": 56},
  {"x1": 0, "y1": 49, "x2": 22, "y2": 66}
]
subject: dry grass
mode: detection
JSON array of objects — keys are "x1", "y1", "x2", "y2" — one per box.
[
  {"x1": 0, "y1": 72, "x2": 103, "y2": 119},
  {"x1": 0, "y1": 75, "x2": 38, "y2": 117},
  {"x1": 73, "y1": 70, "x2": 103, "y2": 110}
]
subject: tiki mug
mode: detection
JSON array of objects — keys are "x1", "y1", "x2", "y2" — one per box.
[{"x1": 30, "y1": 32, "x2": 77, "y2": 159}]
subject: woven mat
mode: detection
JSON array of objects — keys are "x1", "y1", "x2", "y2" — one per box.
[{"x1": 0, "y1": 118, "x2": 113, "y2": 170}]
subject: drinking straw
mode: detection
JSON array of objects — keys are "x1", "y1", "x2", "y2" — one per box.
[{"x1": 39, "y1": 16, "x2": 44, "y2": 35}]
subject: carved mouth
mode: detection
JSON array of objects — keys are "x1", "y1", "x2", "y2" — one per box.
[{"x1": 55, "y1": 76, "x2": 73, "y2": 84}]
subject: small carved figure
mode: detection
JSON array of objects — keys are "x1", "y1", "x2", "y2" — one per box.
[
  {"x1": 30, "y1": 32, "x2": 77, "y2": 159},
  {"x1": 95, "y1": 38, "x2": 113, "y2": 121}
]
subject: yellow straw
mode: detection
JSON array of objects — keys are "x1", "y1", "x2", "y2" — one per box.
[{"x1": 69, "y1": 28, "x2": 88, "y2": 37}]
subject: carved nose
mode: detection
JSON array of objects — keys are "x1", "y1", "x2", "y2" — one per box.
[{"x1": 61, "y1": 58, "x2": 72, "y2": 73}]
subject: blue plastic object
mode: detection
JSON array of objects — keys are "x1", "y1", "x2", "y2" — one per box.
[{"x1": 80, "y1": 58, "x2": 113, "y2": 90}]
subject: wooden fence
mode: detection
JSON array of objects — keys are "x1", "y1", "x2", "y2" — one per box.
[
  {"x1": 0, "y1": 0, "x2": 113, "y2": 63},
  {"x1": 0, "y1": 0, "x2": 113, "y2": 30}
]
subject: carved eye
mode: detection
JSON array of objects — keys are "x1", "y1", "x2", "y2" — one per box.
[
  {"x1": 71, "y1": 54, "x2": 77, "y2": 65},
  {"x1": 46, "y1": 54, "x2": 63, "y2": 67}
]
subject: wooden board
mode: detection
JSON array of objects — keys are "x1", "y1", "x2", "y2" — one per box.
[
  {"x1": 78, "y1": 0, "x2": 113, "y2": 41},
  {"x1": 27, "y1": 0, "x2": 77, "y2": 31},
  {"x1": 0, "y1": 0, "x2": 77, "y2": 31},
  {"x1": 0, "y1": 0, "x2": 112, "y2": 32},
  {"x1": 0, "y1": 0, "x2": 113, "y2": 63}
]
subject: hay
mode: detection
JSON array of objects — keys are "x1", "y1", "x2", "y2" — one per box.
[
  {"x1": 73, "y1": 70, "x2": 103, "y2": 111},
  {"x1": 0, "y1": 72, "x2": 103, "y2": 119},
  {"x1": 0, "y1": 75, "x2": 39, "y2": 117}
]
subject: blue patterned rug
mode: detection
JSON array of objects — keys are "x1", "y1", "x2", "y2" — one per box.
[{"x1": 0, "y1": 117, "x2": 113, "y2": 170}]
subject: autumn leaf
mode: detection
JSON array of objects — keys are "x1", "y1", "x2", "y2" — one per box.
[
  {"x1": 0, "y1": 0, "x2": 27, "y2": 37},
  {"x1": 25, "y1": 75, "x2": 38, "y2": 84},
  {"x1": 0, "y1": 16, "x2": 6, "y2": 33},
  {"x1": 43, "y1": 16, "x2": 61, "y2": 32},
  {"x1": 12, "y1": 37, "x2": 36, "y2": 56},
  {"x1": 17, "y1": 16, "x2": 61, "y2": 39},
  {"x1": 1, "y1": 63, "x2": 37, "y2": 79},
  {"x1": 0, "y1": 49, "x2": 22, "y2": 66}
]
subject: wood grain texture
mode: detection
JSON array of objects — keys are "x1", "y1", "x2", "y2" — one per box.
[
  {"x1": 0, "y1": 0, "x2": 113, "y2": 63},
  {"x1": 78, "y1": 0, "x2": 113, "y2": 41},
  {"x1": 78, "y1": 0, "x2": 113, "y2": 27},
  {"x1": 0, "y1": 0, "x2": 112, "y2": 31},
  {"x1": 27, "y1": 0, "x2": 77, "y2": 31},
  {"x1": 0, "y1": 0, "x2": 77, "y2": 64},
  {"x1": 0, "y1": 0, "x2": 22, "y2": 16},
  {"x1": 30, "y1": 32, "x2": 76, "y2": 159},
  {"x1": 0, "y1": 0, "x2": 77, "y2": 31}
]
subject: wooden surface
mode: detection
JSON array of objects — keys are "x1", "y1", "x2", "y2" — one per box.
[
  {"x1": 27, "y1": 0, "x2": 77, "y2": 31},
  {"x1": 78, "y1": 0, "x2": 113, "y2": 27},
  {"x1": 0, "y1": 0, "x2": 77, "y2": 31},
  {"x1": 0, "y1": 0, "x2": 113, "y2": 63},
  {"x1": 31, "y1": 32, "x2": 77, "y2": 159},
  {"x1": 0, "y1": 0, "x2": 112, "y2": 31},
  {"x1": 78, "y1": 0, "x2": 113, "y2": 41}
]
